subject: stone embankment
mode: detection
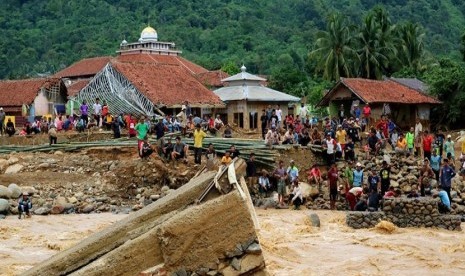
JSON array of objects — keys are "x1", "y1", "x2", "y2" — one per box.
[{"x1": 347, "y1": 198, "x2": 462, "y2": 231}]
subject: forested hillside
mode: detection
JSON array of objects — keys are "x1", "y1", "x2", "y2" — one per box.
[{"x1": 0, "y1": 0, "x2": 464, "y2": 79}]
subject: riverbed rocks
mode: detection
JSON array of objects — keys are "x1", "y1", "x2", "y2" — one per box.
[
  {"x1": 0, "y1": 198, "x2": 9, "y2": 215},
  {"x1": 0, "y1": 149, "x2": 199, "y2": 217}
]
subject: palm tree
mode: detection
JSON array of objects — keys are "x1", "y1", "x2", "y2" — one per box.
[
  {"x1": 310, "y1": 13, "x2": 358, "y2": 81},
  {"x1": 357, "y1": 8, "x2": 396, "y2": 79},
  {"x1": 397, "y1": 22, "x2": 426, "y2": 73}
]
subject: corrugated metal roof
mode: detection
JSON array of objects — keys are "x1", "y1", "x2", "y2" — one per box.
[
  {"x1": 222, "y1": 71, "x2": 266, "y2": 82},
  {"x1": 214, "y1": 85, "x2": 300, "y2": 102},
  {"x1": 389, "y1": 77, "x2": 428, "y2": 93}
]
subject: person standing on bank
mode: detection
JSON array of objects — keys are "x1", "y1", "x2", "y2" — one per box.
[
  {"x1": 93, "y1": 98, "x2": 102, "y2": 127},
  {"x1": 440, "y1": 158, "x2": 456, "y2": 202},
  {"x1": 260, "y1": 109, "x2": 267, "y2": 140},
  {"x1": 193, "y1": 124, "x2": 207, "y2": 164}
]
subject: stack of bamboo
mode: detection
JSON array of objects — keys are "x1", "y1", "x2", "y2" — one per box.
[{"x1": 0, "y1": 136, "x2": 283, "y2": 168}]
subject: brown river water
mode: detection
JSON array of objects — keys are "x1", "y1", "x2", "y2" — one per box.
[{"x1": 1, "y1": 210, "x2": 465, "y2": 275}]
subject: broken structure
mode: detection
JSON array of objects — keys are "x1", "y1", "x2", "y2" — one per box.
[{"x1": 24, "y1": 159, "x2": 267, "y2": 276}]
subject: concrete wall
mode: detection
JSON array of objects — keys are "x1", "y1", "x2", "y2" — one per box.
[{"x1": 226, "y1": 101, "x2": 290, "y2": 130}]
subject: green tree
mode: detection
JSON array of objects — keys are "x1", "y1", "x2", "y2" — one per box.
[
  {"x1": 220, "y1": 61, "x2": 241, "y2": 76},
  {"x1": 397, "y1": 22, "x2": 426, "y2": 73},
  {"x1": 423, "y1": 58, "x2": 465, "y2": 125},
  {"x1": 310, "y1": 13, "x2": 358, "y2": 81},
  {"x1": 357, "y1": 7, "x2": 396, "y2": 79}
]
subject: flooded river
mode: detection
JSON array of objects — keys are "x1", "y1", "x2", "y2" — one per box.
[{"x1": 2, "y1": 210, "x2": 465, "y2": 275}]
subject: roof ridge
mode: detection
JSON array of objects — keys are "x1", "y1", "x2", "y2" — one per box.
[{"x1": 174, "y1": 56, "x2": 196, "y2": 74}]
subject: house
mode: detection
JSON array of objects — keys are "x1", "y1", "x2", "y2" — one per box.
[
  {"x1": 56, "y1": 26, "x2": 227, "y2": 117},
  {"x1": 213, "y1": 65, "x2": 301, "y2": 129},
  {"x1": 0, "y1": 78, "x2": 67, "y2": 126},
  {"x1": 317, "y1": 78, "x2": 441, "y2": 128}
]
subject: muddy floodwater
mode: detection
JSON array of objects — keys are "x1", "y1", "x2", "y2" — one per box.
[{"x1": 2, "y1": 210, "x2": 465, "y2": 275}]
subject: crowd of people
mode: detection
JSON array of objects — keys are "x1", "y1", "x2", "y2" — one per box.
[
  {"x1": 253, "y1": 103, "x2": 463, "y2": 213},
  {"x1": 2, "y1": 100, "x2": 463, "y2": 215}
]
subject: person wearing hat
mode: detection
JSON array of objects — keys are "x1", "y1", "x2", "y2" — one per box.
[
  {"x1": 193, "y1": 123, "x2": 207, "y2": 164},
  {"x1": 176, "y1": 106, "x2": 187, "y2": 136},
  {"x1": 353, "y1": 162, "x2": 364, "y2": 187},
  {"x1": 0, "y1": 107, "x2": 5, "y2": 136},
  {"x1": 444, "y1": 134, "x2": 455, "y2": 166},
  {"x1": 258, "y1": 169, "x2": 270, "y2": 198},
  {"x1": 18, "y1": 192, "x2": 32, "y2": 219}
]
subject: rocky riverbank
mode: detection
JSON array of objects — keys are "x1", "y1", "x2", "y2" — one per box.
[{"x1": 0, "y1": 148, "x2": 197, "y2": 218}]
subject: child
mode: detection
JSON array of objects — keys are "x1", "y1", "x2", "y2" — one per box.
[{"x1": 221, "y1": 151, "x2": 232, "y2": 165}]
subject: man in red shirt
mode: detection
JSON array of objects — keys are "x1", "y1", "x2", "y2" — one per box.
[
  {"x1": 363, "y1": 103, "x2": 372, "y2": 128},
  {"x1": 328, "y1": 163, "x2": 339, "y2": 210},
  {"x1": 422, "y1": 130, "x2": 433, "y2": 160},
  {"x1": 376, "y1": 115, "x2": 389, "y2": 139}
]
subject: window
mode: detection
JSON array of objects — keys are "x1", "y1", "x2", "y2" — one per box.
[{"x1": 233, "y1": 113, "x2": 243, "y2": 128}]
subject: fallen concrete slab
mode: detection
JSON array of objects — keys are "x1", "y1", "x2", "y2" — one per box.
[{"x1": 24, "y1": 159, "x2": 267, "y2": 275}]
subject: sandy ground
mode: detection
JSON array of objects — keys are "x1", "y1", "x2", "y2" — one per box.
[{"x1": 2, "y1": 210, "x2": 465, "y2": 276}]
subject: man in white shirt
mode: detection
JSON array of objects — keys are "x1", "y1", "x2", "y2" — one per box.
[
  {"x1": 214, "y1": 115, "x2": 224, "y2": 130},
  {"x1": 415, "y1": 118, "x2": 423, "y2": 138},
  {"x1": 299, "y1": 103, "x2": 308, "y2": 119},
  {"x1": 276, "y1": 105, "x2": 282, "y2": 128},
  {"x1": 93, "y1": 98, "x2": 103, "y2": 127}
]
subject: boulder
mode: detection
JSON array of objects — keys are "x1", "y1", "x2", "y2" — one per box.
[
  {"x1": 239, "y1": 254, "x2": 265, "y2": 274},
  {"x1": 8, "y1": 156, "x2": 19, "y2": 165},
  {"x1": 245, "y1": 242, "x2": 262, "y2": 254},
  {"x1": 0, "y1": 185, "x2": 12, "y2": 199},
  {"x1": 0, "y1": 198, "x2": 10, "y2": 214},
  {"x1": 0, "y1": 159, "x2": 8, "y2": 171},
  {"x1": 390, "y1": 181, "x2": 400, "y2": 188},
  {"x1": 150, "y1": 194, "x2": 161, "y2": 201},
  {"x1": 8, "y1": 184, "x2": 22, "y2": 198},
  {"x1": 5, "y1": 164, "x2": 24, "y2": 174},
  {"x1": 50, "y1": 205, "x2": 65, "y2": 215},
  {"x1": 299, "y1": 182, "x2": 312, "y2": 198},
  {"x1": 54, "y1": 196, "x2": 67, "y2": 206},
  {"x1": 308, "y1": 213, "x2": 321, "y2": 227},
  {"x1": 21, "y1": 186, "x2": 37, "y2": 196},
  {"x1": 81, "y1": 204, "x2": 94, "y2": 214},
  {"x1": 68, "y1": 197, "x2": 78, "y2": 204},
  {"x1": 34, "y1": 207, "x2": 50, "y2": 215}
]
